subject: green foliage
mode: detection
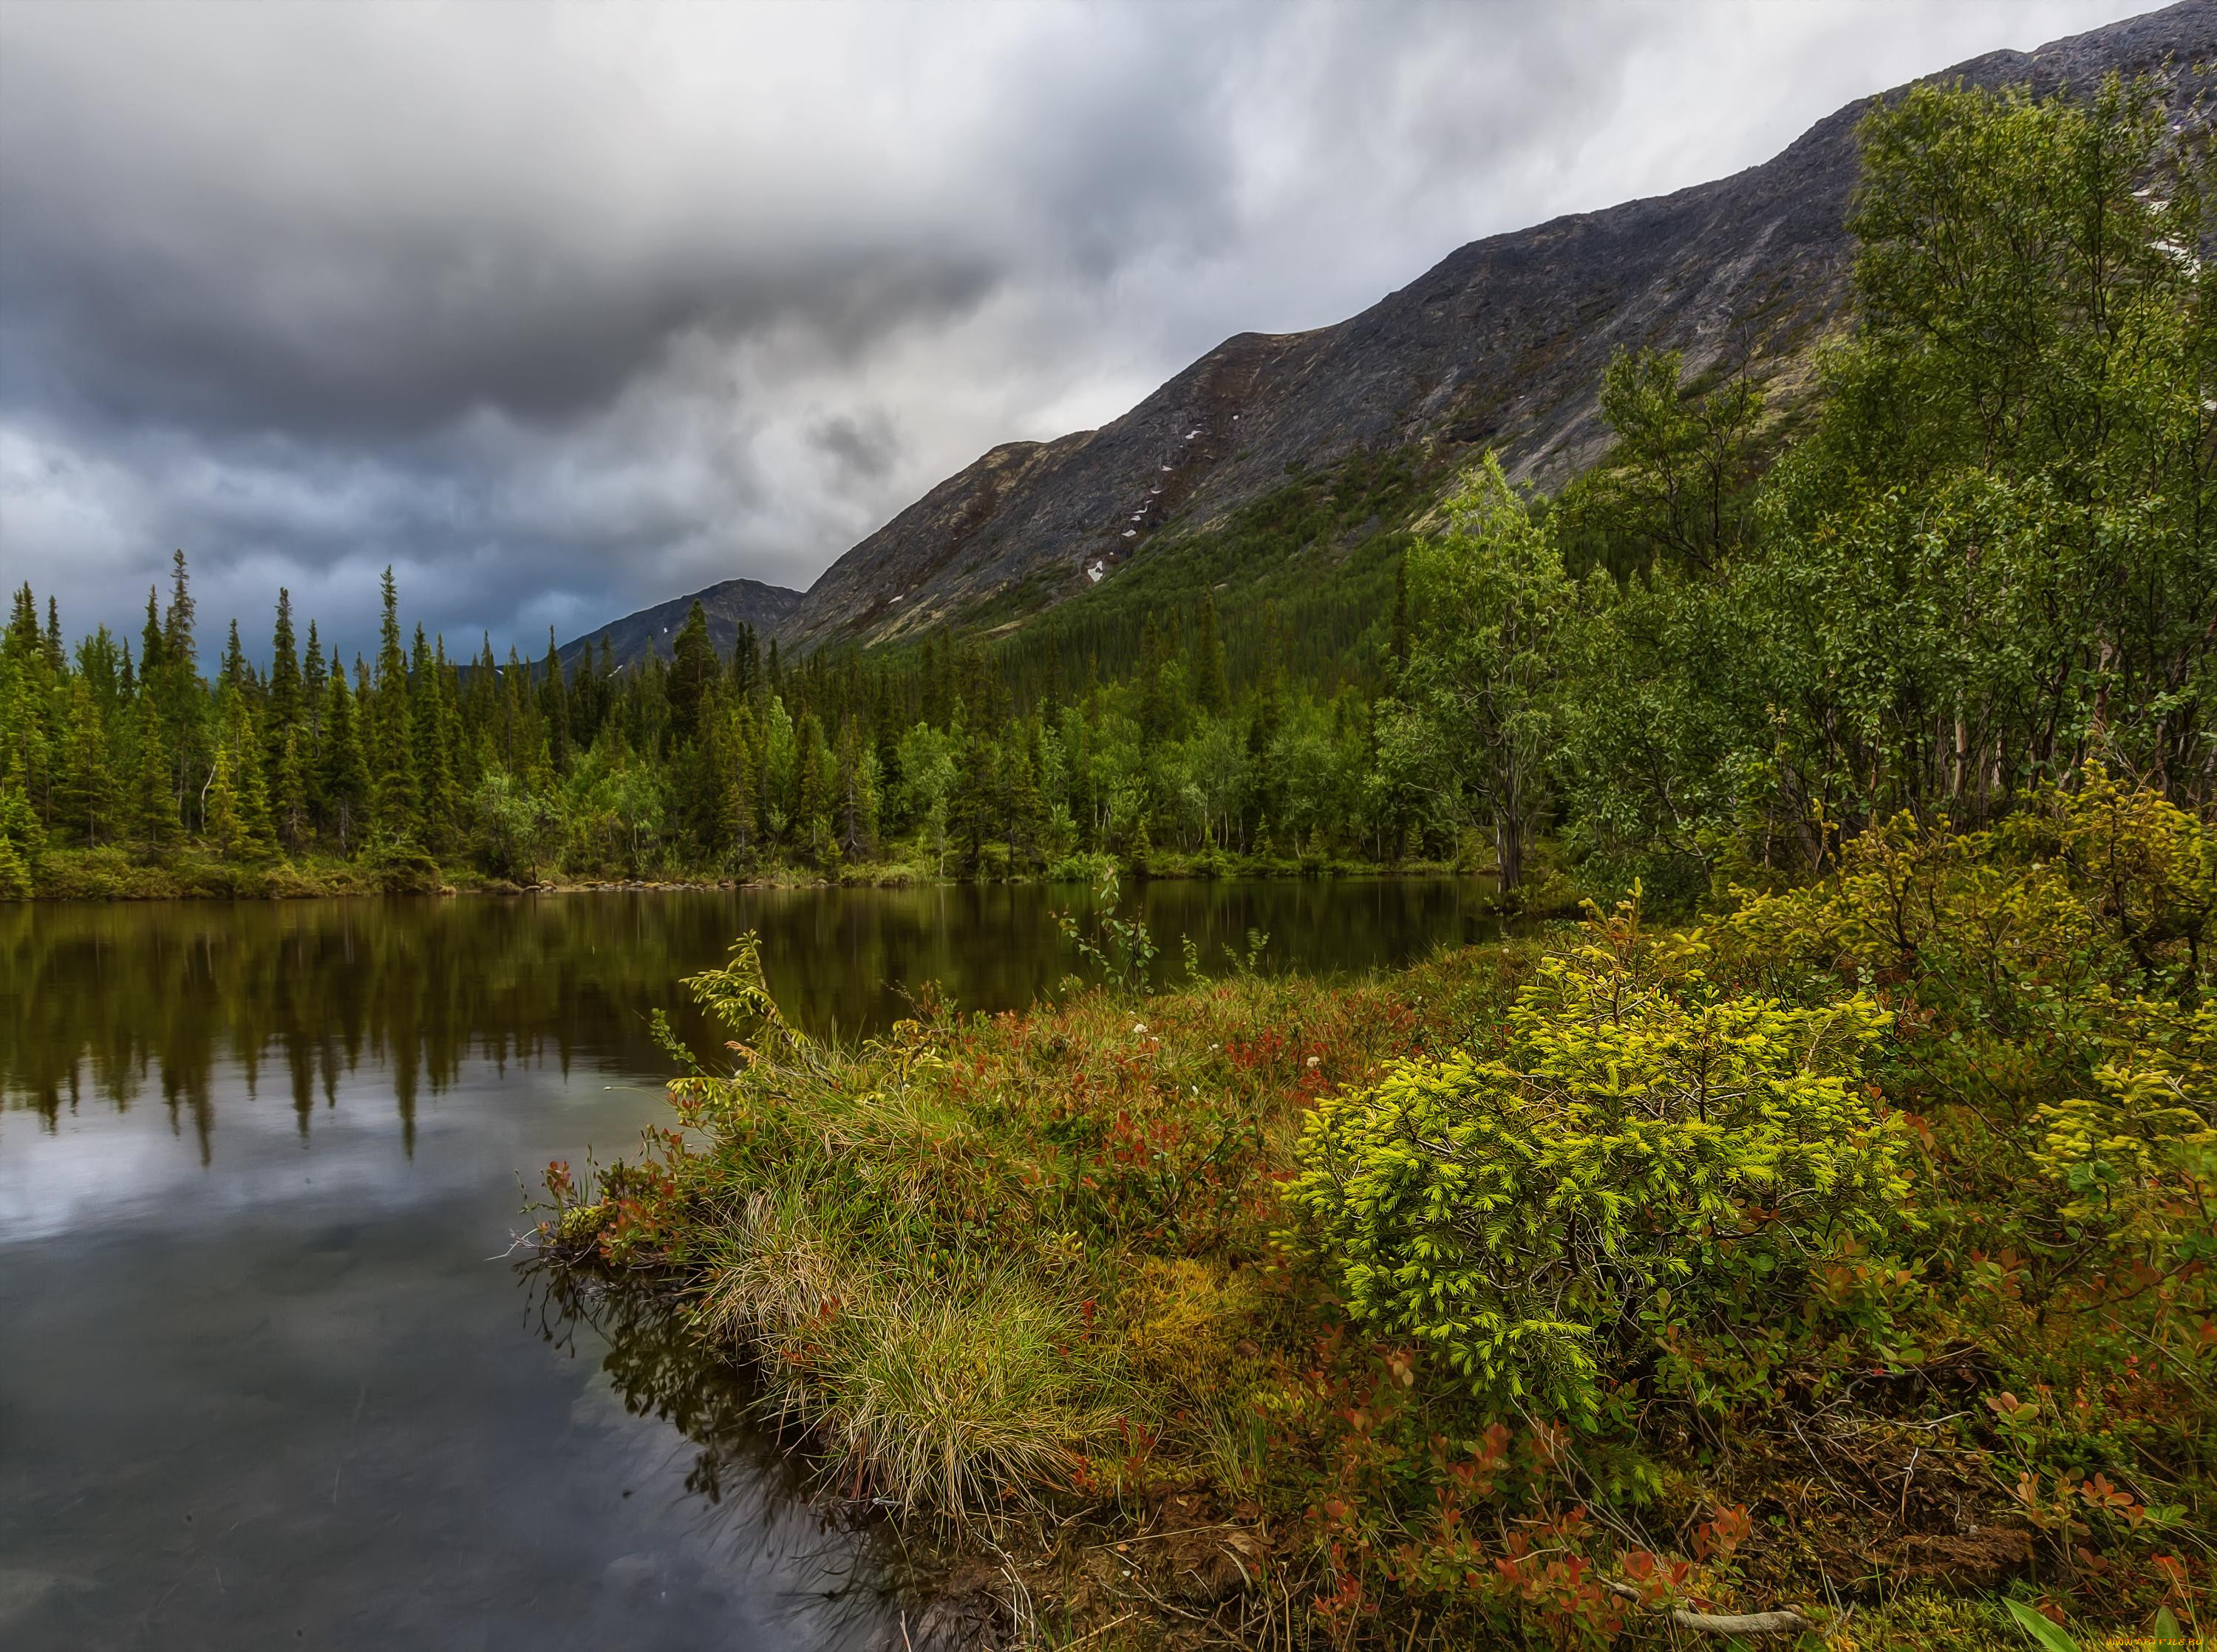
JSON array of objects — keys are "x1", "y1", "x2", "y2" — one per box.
[
  {"x1": 1289, "y1": 895, "x2": 1904, "y2": 1420},
  {"x1": 1547, "y1": 72, "x2": 2217, "y2": 895},
  {"x1": 1375, "y1": 454, "x2": 1579, "y2": 891},
  {"x1": 1054, "y1": 865, "x2": 1159, "y2": 995},
  {"x1": 4, "y1": 68, "x2": 2212, "y2": 950}
]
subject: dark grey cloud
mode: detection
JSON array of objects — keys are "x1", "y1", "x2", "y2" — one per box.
[{"x1": 0, "y1": 0, "x2": 2163, "y2": 661}]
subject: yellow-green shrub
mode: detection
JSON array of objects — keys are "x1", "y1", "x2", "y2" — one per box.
[{"x1": 1285, "y1": 898, "x2": 1907, "y2": 1422}]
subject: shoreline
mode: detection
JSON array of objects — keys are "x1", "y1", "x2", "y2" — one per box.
[
  {"x1": 522, "y1": 852, "x2": 2196, "y2": 1651},
  {"x1": 7, "y1": 844, "x2": 1528, "y2": 906}
]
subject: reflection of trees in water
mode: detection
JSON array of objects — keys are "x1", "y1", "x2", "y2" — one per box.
[
  {"x1": 522, "y1": 1258, "x2": 901, "y2": 1648},
  {"x1": 0, "y1": 883, "x2": 1499, "y2": 1158}
]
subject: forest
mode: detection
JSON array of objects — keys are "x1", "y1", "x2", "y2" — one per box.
[{"x1": 5, "y1": 72, "x2": 2208, "y2": 912}]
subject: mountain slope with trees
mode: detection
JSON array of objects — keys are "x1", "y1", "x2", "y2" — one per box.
[{"x1": 768, "y1": 1, "x2": 2215, "y2": 654}]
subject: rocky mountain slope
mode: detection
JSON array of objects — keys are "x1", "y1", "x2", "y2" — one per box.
[
  {"x1": 566, "y1": 5, "x2": 2208, "y2": 663},
  {"x1": 557, "y1": 576, "x2": 800, "y2": 673},
  {"x1": 755, "y1": 1, "x2": 2212, "y2": 654}
]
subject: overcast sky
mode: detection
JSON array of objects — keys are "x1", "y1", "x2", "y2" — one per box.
[{"x1": 0, "y1": 0, "x2": 2165, "y2": 664}]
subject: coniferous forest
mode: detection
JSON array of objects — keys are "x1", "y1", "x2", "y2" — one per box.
[{"x1": 4, "y1": 78, "x2": 2209, "y2": 909}]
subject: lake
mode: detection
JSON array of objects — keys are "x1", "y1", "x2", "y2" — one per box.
[{"x1": 0, "y1": 879, "x2": 1506, "y2": 1651}]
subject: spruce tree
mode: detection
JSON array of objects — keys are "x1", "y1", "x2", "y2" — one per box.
[
  {"x1": 266, "y1": 590, "x2": 302, "y2": 778},
  {"x1": 58, "y1": 676, "x2": 118, "y2": 846},
  {"x1": 204, "y1": 743, "x2": 243, "y2": 858},
  {"x1": 219, "y1": 618, "x2": 248, "y2": 699},
  {"x1": 302, "y1": 621, "x2": 327, "y2": 743},
  {"x1": 368, "y1": 567, "x2": 416, "y2": 843},
  {"x1": 155, "y1": 553, "x2": 205, "y2": 827},
  {"x1": 949, "y1": 704, "x2": 994, "y2": 874},
  {"x1": 409, "y1": 624, "x2": 453, "y2": 850},
  {"x1": 276, "y1": 725, "x2": 310, "y2": 856},
  {"x1": 0, "y1": 785, "x2": 37, "y2": 897},
  {"x1": 724, "y1": 712, "x2": 759, "y2": 863},
  {"x1": 794, "y1": 711, "x2": 832, "y2": 862},
  {"x1": 4, "y1": 584, "x2": 39, "y2": 658},
  {"x1": 318, "y1": 671, "x2": 369, "y2": 855},
  {"x1": 230, "y1": 704, "x2": 274, "y2": 856},
  {"x1": 127, "y1": 700, "x2": 180, "y2": 850},
  {"x1": 835, "y1": 715, "x2": 878, "y2": 861},
  {"x1": 539, "y1": 629, "x2": 571, "y2": 772},
  {"x1": 666, "y1": 601, "x2": 715, "y2": 748}
]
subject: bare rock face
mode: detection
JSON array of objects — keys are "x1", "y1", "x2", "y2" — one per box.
[{"x1": 760, "y1": 1, "x2": 2215, "y2": 655}]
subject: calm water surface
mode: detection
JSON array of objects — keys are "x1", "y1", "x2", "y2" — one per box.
[{"x1": 0, "y1": 880, "x2": 1503, "y2": 1651}]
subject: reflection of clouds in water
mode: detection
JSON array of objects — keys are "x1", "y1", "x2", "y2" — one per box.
[{"x1": 0, "y1": 1057, "x2": 669, "y2": 1245}]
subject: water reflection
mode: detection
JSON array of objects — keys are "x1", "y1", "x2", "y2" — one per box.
[
  {"x1": 522, "y1": 1266, "x2": 899, "y2": 1645},
  {"x1": 0, "y1": 880, "x2": 1504, "y2": 1153},
  {"x1": 0, "y1": 881, "x2": 1498, "y2": 1650}
]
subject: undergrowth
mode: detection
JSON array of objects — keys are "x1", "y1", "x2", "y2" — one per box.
[{"x1": 533, "y1": 768, "x2": 2213, "y2": 1650}]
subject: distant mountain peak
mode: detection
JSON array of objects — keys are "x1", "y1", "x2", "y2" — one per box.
[{"x1": 556, "y1": 577, "x2": 802, "y2": 673}]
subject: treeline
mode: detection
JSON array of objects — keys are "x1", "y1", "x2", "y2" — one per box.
[
  {"x1": 0, "y1": 542, "x2": 1426, "y2": 895},
  {"x1": 1, "y1": 74, "x2": 2210, "y2": 902}
]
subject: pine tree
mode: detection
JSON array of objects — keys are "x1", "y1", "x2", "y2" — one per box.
[
  {"x1": 317, "y1": 671, "x2": 369, "y2": 855},
  {"x1": 57, "y1": 676, "x2": 118, "y2": 846},
  {"x1": 276, "y1": 725, "x2": 309, "y2": 855},
  {"x1": 368, "y1": 567, "x2": 416, "y2": 844},
  {"x1": 539, "y1": 629, "x2": 571, "y2": 772},
  {"x1": 204, "y1": 743, "x2": 243, "y2": 858},
  {"x1": 266, "y1": 590, "x2": 302, "y2": 778}
]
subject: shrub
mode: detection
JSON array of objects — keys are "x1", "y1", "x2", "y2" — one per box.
[{"x1": 1286, "y1": 896, "x2": 1907, "y2": 1421}]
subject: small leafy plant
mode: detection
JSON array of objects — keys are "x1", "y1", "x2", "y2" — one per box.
[{"x1": 1055, "y1": 866, "x2": 1158, "y2": 995}]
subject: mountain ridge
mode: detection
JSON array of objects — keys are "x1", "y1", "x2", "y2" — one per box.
[{"x1": 587, "y1": 1, "x2": 2215, "y2": 663}]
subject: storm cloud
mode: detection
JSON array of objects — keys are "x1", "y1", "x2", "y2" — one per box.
[{"x1": 0, "y1": 0, "x2": 2162, "y2": 661}]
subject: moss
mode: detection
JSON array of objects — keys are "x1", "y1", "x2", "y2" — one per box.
[{"x1": 1833, "y1": 1593, "x2": 2018, "y2": 1652}]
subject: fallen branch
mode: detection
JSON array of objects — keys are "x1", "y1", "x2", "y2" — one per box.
[
  {"x1": 1672, "y1": 1607, "x2": 1812, "y2": 1636},
  {"x1": 1601, "y1": 1580, "x2": 1811, "y2": 1638}
]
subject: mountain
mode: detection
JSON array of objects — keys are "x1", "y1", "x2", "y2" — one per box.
[
  {"x1": 556, "y1": 577, "x2": 802, "y2": 675},
  {"x1": 757, "y1": 1, "x2": 2213, "y2": 654}
]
